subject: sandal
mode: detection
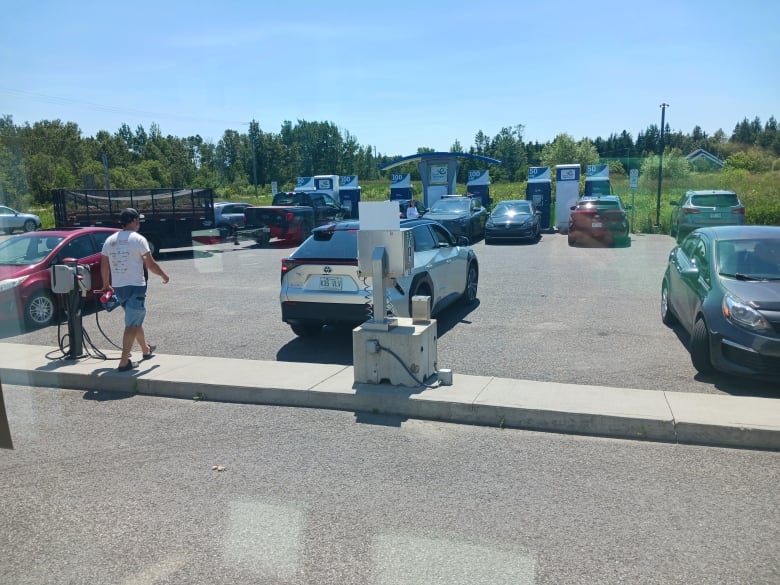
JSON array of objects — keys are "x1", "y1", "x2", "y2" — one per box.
[
  {"x1": 117, "y1": 361, "x2": 138, "y2": 372},
  {"x1": 142, "y1": 344, "x2": 157, "y2": 360}
]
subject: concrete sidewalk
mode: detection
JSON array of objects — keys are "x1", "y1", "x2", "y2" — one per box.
[{"x1": 1, "y1": 342, "x2": 778, "y2": 451}]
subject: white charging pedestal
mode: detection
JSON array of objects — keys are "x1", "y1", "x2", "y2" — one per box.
[{"x1": 353, "y1": 201, "x2": 438, "y2": 387}]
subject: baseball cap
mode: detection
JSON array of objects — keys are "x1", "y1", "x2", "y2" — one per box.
[{"x1": 119, "y1": 208, "x2": 140, "y2": 226}]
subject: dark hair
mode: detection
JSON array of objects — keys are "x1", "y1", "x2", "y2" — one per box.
[{"x1": 119, "y1": 208, "x2": 140, "y2": 227}]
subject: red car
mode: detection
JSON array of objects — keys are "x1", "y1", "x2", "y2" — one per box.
[
  {"x1": 567, "y1": 195, "x2": 631, "y2": 247},
  {"x1": 0, "y1": 227, "x2": 119, "y2": 329}
]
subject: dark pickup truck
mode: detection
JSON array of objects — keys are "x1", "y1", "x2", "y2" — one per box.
[{"x1": 241, "y1": 191, "x2": 350, "y2": 245}]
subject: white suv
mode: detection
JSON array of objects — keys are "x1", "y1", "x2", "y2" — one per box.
[{"x1": 280, "y1": 218, "x2": 479, "y2": 336}]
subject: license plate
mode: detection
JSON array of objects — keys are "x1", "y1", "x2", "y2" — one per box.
[
  {"x1": 710, "y1": 213, "x2": 721, "y2": 218},
  {"x1": 591, "y1": 222, "x2": 603, "y2": 228},
  {"x1": 319, "y1": 276, "x2": 343, "y2": 290}
]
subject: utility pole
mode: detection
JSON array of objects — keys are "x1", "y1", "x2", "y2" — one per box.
[
  {"x1": 655, "y1": 103, "x2": 669, "y2": 228},
  {"x1": 251, "y1": 136, "x2": 258, "y2": 196},
  {"x1": 101, "y1": 152, "x2": 111, "y2": 191}
]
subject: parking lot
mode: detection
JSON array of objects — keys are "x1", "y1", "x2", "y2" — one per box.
[{"x1": 2, "y1": 231, "x2": 778, "y2": 397}]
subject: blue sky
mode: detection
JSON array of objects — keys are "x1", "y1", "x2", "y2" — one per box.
[{"x1": 2, "y1": 0, "x2": 778, "y2": 156}]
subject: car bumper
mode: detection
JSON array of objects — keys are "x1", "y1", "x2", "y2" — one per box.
[
  {"x1": 569, "y1": 225, "x2": 628, "y2": 243},
  {"x1": 708, "y1": 324, "x2": 780, "y2": 381},
  {"x1": 485, "y1": 224, "x2": 536, "y2": 240},
  {"x1": 281, "y1": 301, "x2": 369, "y2": 325}
]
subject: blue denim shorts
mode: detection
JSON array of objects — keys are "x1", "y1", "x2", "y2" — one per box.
[{"x1": 114, "y1": 285, "x2": 147, "y2": 327}]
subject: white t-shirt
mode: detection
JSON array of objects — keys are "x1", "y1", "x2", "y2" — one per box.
[
  {"x1": 101, "y1": 230, "x2": 150, "y2": 287},
  {"x1": 406, "y1": 204, "x2": 419, "y2": 219}
]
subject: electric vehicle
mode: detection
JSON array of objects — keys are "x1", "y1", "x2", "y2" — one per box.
[{"x1": 279, "y1": 218, "x2": 479, "y2": 337}]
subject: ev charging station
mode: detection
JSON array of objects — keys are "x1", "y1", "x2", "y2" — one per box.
[
  {"x1": 584, "y1": 164, "x2": 611, "y2": 196},
  {"x1": 339, "y1": 175, "x2": 361, "y2": 219},
  {"x1": 295, "y1": 176, "x2": 316, "y2": 191},
  {"x1": 466, "y1": 169, "x2": 492, "y2": 208},
  {"x1": 50, "y1": 259, "x2": 92, "y2": 359},
  {"x1": 380, "y1": 152, "x2": 501, "y2": 209},
  {"x1": 352, "y1": 201, "x2": 440, "y2": 387},
  {"x1": 526, "y1": 166, "x2": 552, "y2": 230},
  {"x1": 389, "y1": 173, "x2": 413, "y2": 201},
  {"x1": 313, "y1": 175, "x2": 339, "y2": 199},
  {"x1": 554, "y1": 164, "x2": 581, "y2": 232}
]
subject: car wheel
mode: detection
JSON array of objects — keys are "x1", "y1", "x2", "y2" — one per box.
[
  {"x1": 485, "y1": 237, "x2": 493, "y2": 245},
  {"x1": 24, "y1": 290, "x2": 57, "y2": 329},
  {"x1": 567, "y1": 236, "x2": 576, "y2": 247},
  {"x1": 23, "y1": 220, "x2": 37, "y2": 232},
  {"x1": 147, "y1": 238, "x2": 161, "y2": 259},
  {"x1": 690, "y1": 317, "x2": 715, "y2": 375},
  {"x1": 670, "y1": 220, "x2": 677, "y2": 238},
  {"x1": 460, "y1": 262, "x2": 478, "y2": 304},
  {"x1": 290, "y1": 321, "x2": 323, "y2": 337},
  {"x1": 660, "y1": 280, "x2": 678, "y2": 327}
]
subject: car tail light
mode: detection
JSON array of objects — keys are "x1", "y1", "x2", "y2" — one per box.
[
  {"x1": 682, "y1": 208, "x2": 700, "y2": 215},
  {"x1": 281, "y1": 258, "x2": 301, "y2": 279},
  {"x1": 285, "y1": 211, "x2": 295, "y2": 223},
  {"x1": 732, "y1": 207, "x2": 745, "y2": 215}
]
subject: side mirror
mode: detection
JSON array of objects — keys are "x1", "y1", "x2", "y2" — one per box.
[
  {"x1": 680, "y1": 266, "x2": 699, "y2": 280},
  {"x1": 457, "y1": 236, "x2": 470, "y2": 247}
]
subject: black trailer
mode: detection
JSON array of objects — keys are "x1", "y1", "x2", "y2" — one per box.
[{"x1": 52, "y1": 188, "x2": 218, "y2": 257}]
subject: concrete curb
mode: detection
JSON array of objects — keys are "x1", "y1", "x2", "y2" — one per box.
[{"x1": 1, "y1": 343, "x2": 778, "y2": 451}]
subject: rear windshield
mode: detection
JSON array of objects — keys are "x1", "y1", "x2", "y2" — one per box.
[
  {"x1": 577, "y1": 200, "x2": 620, "y2": 210},
  {"x1": 690, "y1": 194, "x2": 740, "y2": 207},
  {"x1": 294, "y1": 229, "x2": 357, "y2": 260}
]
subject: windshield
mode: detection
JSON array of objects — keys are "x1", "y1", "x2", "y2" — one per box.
[
  {"x1": 718, "y1": 238, "x2": 780, "y2": 279},
  {"x1": 493, "y1": 202, "x2": 532, "y2": 216},
  {"x1": 691, "y1": 194, "x2": 740, "y2": 207},
  {"x1": 429, "y1": 199, "x2": 469, "y2": 213},
  {"x1": 0, "y1": 235, "x2": 62, "y2": 265}
]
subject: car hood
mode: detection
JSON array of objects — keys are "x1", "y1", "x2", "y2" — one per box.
[
  {"x1": 723, "y1": 278, "x2": 780, "y2": 311},
  {"x1": 0, "y1": 263, "x2": 41, "y2": 280}
]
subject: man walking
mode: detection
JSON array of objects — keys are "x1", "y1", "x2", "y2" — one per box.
[{"x1": 101, "y1": 208, "x2": 169, "y2": 371}]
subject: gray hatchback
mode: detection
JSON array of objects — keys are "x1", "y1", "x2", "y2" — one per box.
[{"x1": 670, "y1": 190, "x2": 745, "y2": 242}]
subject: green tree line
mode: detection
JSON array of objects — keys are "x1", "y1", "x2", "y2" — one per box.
[{"x1": 1, "y1": 113, "x2": 779, "y2": 209}]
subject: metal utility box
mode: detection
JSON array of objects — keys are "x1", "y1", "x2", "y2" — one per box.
[
  {"x1": 357, "y1": 229, "x2": 414, "y2": 279},
  {"x1": 353, "y1": 318, "x2": 438, "y2": 387}
]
